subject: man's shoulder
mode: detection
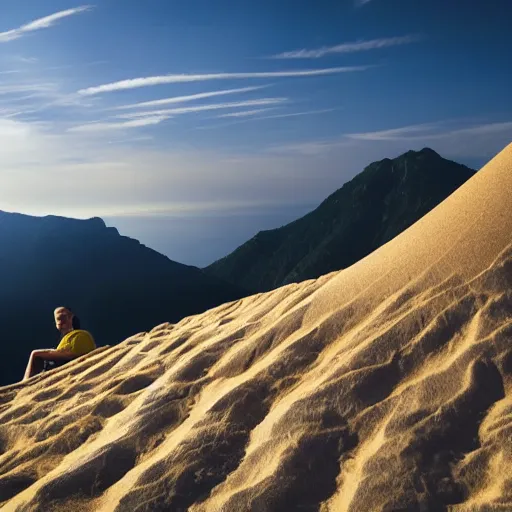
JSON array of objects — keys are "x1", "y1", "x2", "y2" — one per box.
[{"x1": 73, "y1": 330, "x2": 95, "y2": 341}]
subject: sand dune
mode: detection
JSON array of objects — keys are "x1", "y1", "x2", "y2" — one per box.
[{"x1": 1, "y1": 144, "x2": 511, "y2": 511}]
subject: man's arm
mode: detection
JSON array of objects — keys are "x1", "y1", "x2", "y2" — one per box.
[
  {"x1": 23, "y1": 349, "x2": 77, "y2": 381},
  {"x1": 32, "y1": 349, "x2": 76, "y2": 360}
]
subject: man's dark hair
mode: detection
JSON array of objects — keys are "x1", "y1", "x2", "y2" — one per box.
[{"x1": 63, "y1": 306, "x2": 81, "y2": 330}]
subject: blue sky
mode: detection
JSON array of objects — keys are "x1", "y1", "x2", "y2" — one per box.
[{"x1": 1, "y1": 0, "x2": 511, "y2": 266}]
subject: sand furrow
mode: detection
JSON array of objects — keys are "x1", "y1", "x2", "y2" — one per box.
[{"x1": 1, "y1": 144, "x2": 512, "y2": 511}]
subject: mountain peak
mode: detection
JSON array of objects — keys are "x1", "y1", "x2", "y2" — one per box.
[
  {"x1": 0, "y1": 210, "x2": 107, "y2": 229},
  {"x1": 402, "y1": 147, "x2": 441, "y2": 159},
  {"x1": 419, "y1": 147, "x2": 440, "y2": 156},
  {"x1": 205, "y1": 150, "x2": 476, "y2": 292}
]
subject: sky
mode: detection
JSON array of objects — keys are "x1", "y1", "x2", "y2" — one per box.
[{"x1": 1, "y1": 0, "x2": 511, "y2": 267}]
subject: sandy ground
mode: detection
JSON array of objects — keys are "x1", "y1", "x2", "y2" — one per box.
[{"x1": 0, "y1": 143, "x2": 511, "y2": 512}]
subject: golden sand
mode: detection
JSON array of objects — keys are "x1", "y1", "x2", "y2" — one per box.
[{"x1": 0, "y1": 144, "x2": 511, "y2": 511}]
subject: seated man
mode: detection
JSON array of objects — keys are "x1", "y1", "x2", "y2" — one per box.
[{"x1": 23, "y1": 306, "x2": 96, "y2": 381}]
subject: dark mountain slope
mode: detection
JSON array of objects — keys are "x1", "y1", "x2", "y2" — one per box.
[
  {"x1": 204, "y1": 148, "x2": 476, "y2": 292},
  {"x1": 0, "y1": 212, "x2": 246, "y2": 385}
]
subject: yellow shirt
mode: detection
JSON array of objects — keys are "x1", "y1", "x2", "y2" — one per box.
[{"x1": 56, "y1": 330, "x2": 96, "y2": 356}]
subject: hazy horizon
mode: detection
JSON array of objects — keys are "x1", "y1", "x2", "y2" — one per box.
[{"x1": 102, "y1": 148, "x2": 486, "y2": 268}]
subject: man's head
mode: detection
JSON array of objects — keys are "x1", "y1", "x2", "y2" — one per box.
[{"x1": 54, "y1": 307, "x2": 74, "y2": 335}]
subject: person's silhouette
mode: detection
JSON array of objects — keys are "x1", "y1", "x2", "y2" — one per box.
[{"x1": 23, "y1": 306, "x2": 96, "y2": 381}]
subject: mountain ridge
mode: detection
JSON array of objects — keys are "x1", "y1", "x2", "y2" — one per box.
[
  {"x1": 204, "y1": 148, "x2": 477, "y2": 292},
  {"x1": 0, "y1": 211, "x2": 247, "y2": 386}
]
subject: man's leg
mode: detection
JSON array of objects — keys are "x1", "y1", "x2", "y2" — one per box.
[
  {"x1": 32, "y1": 357, "x2": 46, "y2": 376},
  {"x1": 23, "y1": 352, "x2": 45, "y2": 381},
  {"x1": 23, "y1": 351, "x2": 36, "y2": 381}
]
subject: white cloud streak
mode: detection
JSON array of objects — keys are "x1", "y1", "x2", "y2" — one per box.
[
  {"x1": 217, "y1": 108, "x2": 275, "y2": 118},
  {"x1": 346, "y1": 122, "x2": 442, "y2": 141},
  {"x1": 0, "y1": 83, "x2": 57, "y2": 95},
  {"x1": 111, "y1": 86, "x2": 268, "y2": 110},
  {"x1": 253, "y1": 108, "x2": 337, "y2": 121},
  {"x1": 270, "y1": 123, "x2": 442, "y2": 154},
  {"x1": 197, "y1": 108, "x2": 337, "y2": 130},
  {"x1": 444, "y1": 121, "x2": 512, "y2": 137},
  {"x1": 271, "y1": 35, "x2": 421, "y2": 59},
  {"x1": 68, "y1": 115, "x2": 171, "y2": 133},
  {"x1": 0, "y1": 81, "x2": 96, "y2": 118},
  {"x1": 0, "y1": 6, "x2": 92, "y2": 43},
  {"x1": 344, "y1": 121, "x2": 512, "y2": 142},
  {"x1": 197, "y1": 108, "x2": 338, "y2": 130},
  {"x1": 13, "y1": 56, "x2": 39, "y2": 64},
  {"x1": 115, "y1": 98, "x2": 288, "y2": 119},
  {"x1": 270, "y1": 120, "x2": 512, "y2": 158},
  {"x1": 77, "y1": 66, "x2": 373, "y2": 95}
]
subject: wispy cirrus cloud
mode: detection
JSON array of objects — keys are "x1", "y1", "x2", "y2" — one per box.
[
  {"x1": 271, "y1": 35, "x2": 421, "y2": 59},
  {"x1": 270, "y1": 119, "x2": 512, "y2": 159},
  {"x1": 345, "y1": 120, "x2": 512, "y2": 141},
  {"x1": 114, "y1": 98, "x2": 288, "y2": 119},
  {"x1": 442, "y1": 121, "x2": 512, "y2": 137},
  {"x1": 111, "y1": 86, "x2": 268, "y2": 110},
  {"x1": 0, "y1": 70, "x2": 23, "y2": 75},
  {"x1": 197, "y1": 108, "x2": 337, "y2": 130},
  {"x1": 346, "y1": 122, "x2": 442, "y2": 141},
  {"x1": 68, "y1": 115, "x2": 172, "y2": 133},
  {"x1": 270, "y1": 122, "x2": 444, "y2": 154},
  {"x1": 67, "y1": 99, "x2": 288, "y2": 132},
  {"x1": 217, "y1": 108, "x2": 276, "y2": 118},
  {"x1": 0, "y1": 80, "x2": 97, "y2": 118},
  {"x1": 13, "y1": 56, "x2": 39, "y2": 64},
  {"x1": 0, "y1": 83, "x2": 57, "y2": 96},
  {"x1": 0, "y1": 6, "x2": 92, "y2": 43},
  {"x1": 250, "y1": 108, "x2": 337, "y2": 121},
  {"x1": 77, "y1": 66, "x2": 372, "y2": 95}
]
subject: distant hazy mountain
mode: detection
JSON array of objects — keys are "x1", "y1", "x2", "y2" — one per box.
[
  {"x1": 0, "y1": 212, "x2": 246, "y2": 386},
  {"x1": 204, "y1": 148, "x2": 477, "y2": 292}
]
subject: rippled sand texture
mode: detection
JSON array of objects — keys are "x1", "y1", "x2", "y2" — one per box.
[{"x1": 1, "y1": 144, "x2": 511, "y2": 512}]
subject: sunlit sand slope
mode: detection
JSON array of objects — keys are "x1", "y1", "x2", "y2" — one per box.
[{"x1": 1, "y1": 144, "x2": 511, "y2": 511}]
